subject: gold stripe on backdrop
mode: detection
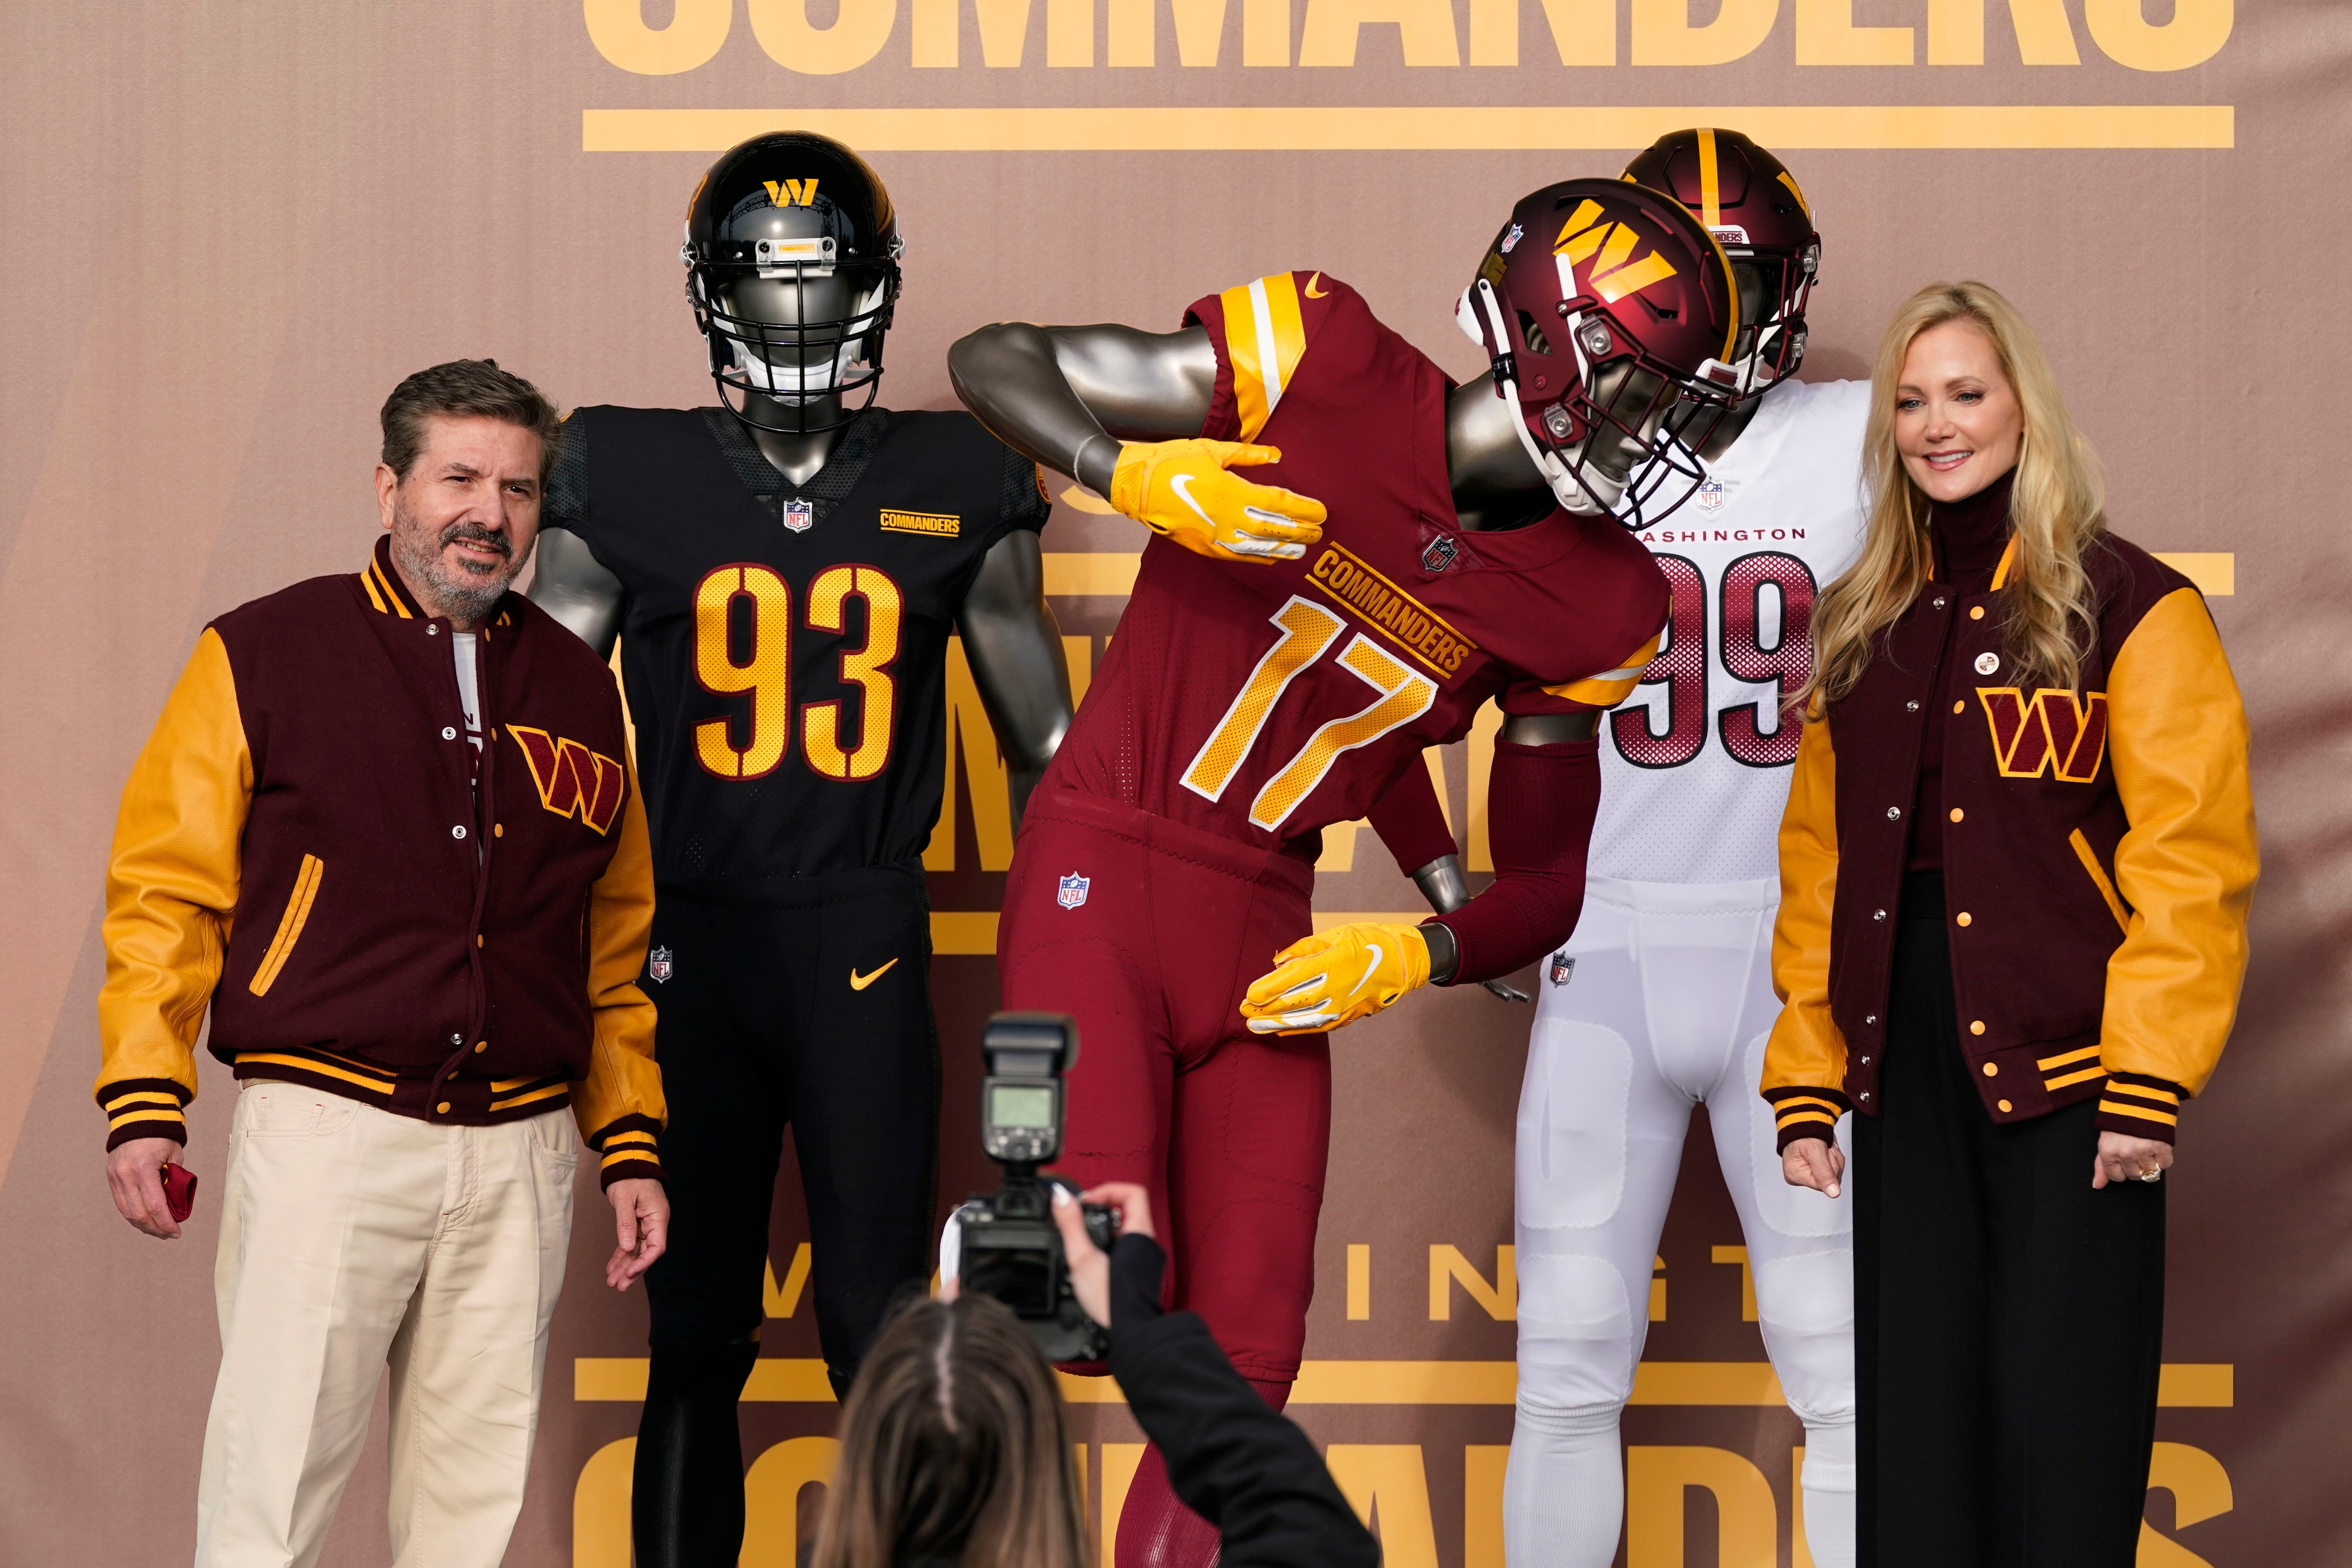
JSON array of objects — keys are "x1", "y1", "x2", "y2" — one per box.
[
  {"x1": 575, "y1": 1357, "x2": 2234, "y2": 1408},
  {"x1": 585, "y1": 105, "x2": 2233, "y2": 154},
  {"x1": 1046, "y1": 554, "x2": 2232, "y2": 600}
]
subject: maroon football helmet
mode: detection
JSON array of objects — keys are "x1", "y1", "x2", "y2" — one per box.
[
  {"x1": 1622, "y1": 128, "x2": 1820, "y2": 397},
  {"x1": 1457, "y1": 178, "x2": 1741, "y2": 527}
]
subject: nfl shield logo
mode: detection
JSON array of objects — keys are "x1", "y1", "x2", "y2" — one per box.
[
  {"x1": 1548, "y1": 952, "x2": 1574, "y2": 987},
  {"x1": 783, "y1": 498, "x2": 815, "y2": 533},
  {"x1": 1057, "y1": 873, "x2": 1090, "y2": 910},
  {"x1": 1696, "y1": 478, "x2": 1725, "y2": 512},
  {"x1": 648, "y1": 946, "x2": 674, "y2": 983},
  {"x1": 1500, "y1": 223, "x2": 1525, "y2": 254}
]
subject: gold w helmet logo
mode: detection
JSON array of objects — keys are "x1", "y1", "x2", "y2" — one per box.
[
  {"x1": 1978, "y1": 688, "x2": 2111, "y2": 782},
  {"x1": 1553, "y1": 198, "x2": 1680, "y2": 306},
  {"x1": 763, "y1": 178, "x2": 820, "y2": 207}
]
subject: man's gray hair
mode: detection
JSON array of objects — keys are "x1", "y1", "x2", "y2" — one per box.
[{"x1": 380, "y1": 358, "x2": 562, "y2": 483}]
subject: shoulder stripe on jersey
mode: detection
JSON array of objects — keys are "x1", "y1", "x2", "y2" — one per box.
[
  {"x1": 1222, "y1": 272, "x2": 1308, "y2": 442},
  {"x1": 1540, "y1": 627, "x2": 1663, "y2": 708}
]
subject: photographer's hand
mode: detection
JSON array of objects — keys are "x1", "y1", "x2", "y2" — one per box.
[{"x1": 1052, "y1": 1181, "x2": 1154, "y2": 1328}]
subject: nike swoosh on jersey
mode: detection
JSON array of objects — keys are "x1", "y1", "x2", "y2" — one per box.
[
  {"x1": 1168, "y1": 471, "x2": 1216, "y2": 530},
  {"x1": 1304, "y1": 272, "x2": 1329, "y2": 299},
  {"x1": 850, "y1": 957, "x2": 900, "y2": 991}
]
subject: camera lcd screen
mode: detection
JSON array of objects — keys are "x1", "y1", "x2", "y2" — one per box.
[{"x1": 989, "y1": 1084, "x2": 1055, "y2": 1130}]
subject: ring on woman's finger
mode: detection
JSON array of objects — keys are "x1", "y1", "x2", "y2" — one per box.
[{"x1": 2137, "y1": 1168, "x2": 2162, "y2": 1182}]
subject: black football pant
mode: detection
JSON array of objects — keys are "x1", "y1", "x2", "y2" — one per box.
[
  {"x1": 1854, "y1": 873, "x2": 2165, "y2": 1568},
  {"x1": 632, "y1": 864, "x2": 938, "y2": 1568}
]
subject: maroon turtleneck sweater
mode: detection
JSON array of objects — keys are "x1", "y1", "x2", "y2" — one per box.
[{"x1": 1906, "y1": 468, "x2": 2016, "y2": 873}]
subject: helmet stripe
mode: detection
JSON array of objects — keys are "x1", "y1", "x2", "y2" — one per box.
[{"x1": 1698, "y1": 128, "x2": 1722, "y2": 231}]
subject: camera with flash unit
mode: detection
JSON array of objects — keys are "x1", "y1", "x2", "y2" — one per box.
[{"x1": 951, "y1": 1012, "x2": 1116, "y2": 1362}]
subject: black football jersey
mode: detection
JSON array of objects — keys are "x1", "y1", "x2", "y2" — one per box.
[{"x1": 547, "y1": 405, "x2": 1049, "y2": 887}]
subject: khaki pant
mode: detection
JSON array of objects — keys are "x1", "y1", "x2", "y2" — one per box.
[{"x1": 194, "y1": 1080, "x2": 578, "y2": 1568}]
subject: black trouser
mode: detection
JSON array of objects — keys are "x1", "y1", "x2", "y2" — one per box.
[
  {"x1": 1854, "y1": 872, "x2": 2165, "y2": 1568},
  {"x1": 633, "y1": 864, "x2": 938, "y2": 1568}
]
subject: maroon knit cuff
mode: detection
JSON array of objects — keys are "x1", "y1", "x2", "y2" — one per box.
[
  {"x1": 2094, "y1": 1072, "x2": 2183, "y2": 1145},
  {"x1": 1764, "y1": 1086, "x2": 1851, "y2": 1153},
  {"x1": 592, "y1": 1114, "x2": 664, "y2": 1190},
  {"x1": 97, "y1": 1078, "x2": 192, "y2": 1151}
]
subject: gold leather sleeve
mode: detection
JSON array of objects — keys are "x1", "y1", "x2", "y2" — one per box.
[
  {"x1": 2098, "y1": 587, "x2": 2258, "y2": 1096},
  {"x1": 1764, "y1": 710, "x2": 1847, "y2": 1113},
  {"x1": 572, "y1": 748, "x2": 666, "y2": 1186},
  {"x1": 95, "y1": 629, "x2": 254, "y2": 1146}
]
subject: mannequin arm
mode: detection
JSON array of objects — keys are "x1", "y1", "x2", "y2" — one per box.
[
  {"x1": 959, "y1": 531, "x2": 1074, "y2": 829},
  {"x1": 949, "y1": 323, "x2": 1218, "y2": 493},
  {"x1": 527, "y1": 527, "x2": 625, "y2": 658}
]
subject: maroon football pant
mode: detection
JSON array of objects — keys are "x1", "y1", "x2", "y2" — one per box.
[{"x1": 999, "y1": 788, "x2": 1332, "y2": 1385}]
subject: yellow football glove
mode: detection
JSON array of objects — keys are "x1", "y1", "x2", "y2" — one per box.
[
  {"x1": 1240, "y1": 922, "x2": 1432, "y2": 1035},
  {"x1": 1107, "y1": 438, "x2": 1327, "y2": 563}
]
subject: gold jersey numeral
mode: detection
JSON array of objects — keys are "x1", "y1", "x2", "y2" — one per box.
[
  {"x1": 691, "y1": 562, "x2": 905, "y2": 782},
  {"x1": 802, "y1": 565, "x2": 905, "y2": 782},
  {"x1": 1181, "y1": 597, "x2": 1347, "y2": 803},
  {"x1": 1180, "y1": 597, "x2": 1439, "y2": 834},
  {"x1": 1248, "y1": 636, "x2": 1437, "y2": 831}
]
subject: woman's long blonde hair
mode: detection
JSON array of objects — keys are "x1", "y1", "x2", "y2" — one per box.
[
  {"x1": 1803, "y1": 280, "x2": 2107, "y2": 709},
  {"x1": 810, "y1": 1293, "x2": 1090, "y2": 1568}
]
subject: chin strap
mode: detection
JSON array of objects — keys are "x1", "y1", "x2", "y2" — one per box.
[{"x1": 1467, "y1": 280, "x2": 1626, "y2": 519}]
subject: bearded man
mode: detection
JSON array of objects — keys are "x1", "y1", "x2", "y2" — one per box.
[{"x1": 95, "y1": 358, "x2": 668, "y2": 1568}]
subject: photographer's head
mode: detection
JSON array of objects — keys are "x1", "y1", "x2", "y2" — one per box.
[{"x1": 811, "y1": 1292, "x2": 1088, "y2": 1568}]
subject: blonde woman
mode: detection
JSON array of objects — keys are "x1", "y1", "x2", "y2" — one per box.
[{"x1": 1759, "y1": 281, "x2": 2257, "y2": 1566}]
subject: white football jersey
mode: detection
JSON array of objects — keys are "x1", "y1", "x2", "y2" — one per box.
[{"x1": 1588, "y1": 377, "x2": 1870, "y2": 884}]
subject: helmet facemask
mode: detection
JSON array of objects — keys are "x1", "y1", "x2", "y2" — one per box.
[
  {"x1": 1718, "y1": 243, "x2": 1816, "y2": 398},
  {"x1": 1460, "y1": 276, "x2": 1732, "y2": 529}
]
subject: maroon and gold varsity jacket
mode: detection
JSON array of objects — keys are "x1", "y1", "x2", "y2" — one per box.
[
  {"x1": 95, "y1": 538, "x2": 664, "y2": 1187},
  {"x1": 1762, "y1": 532, "x2": 2256, "y2": 1150}
]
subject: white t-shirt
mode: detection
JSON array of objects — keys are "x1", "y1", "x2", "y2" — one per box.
[
  {"x1": 1587, "y1": 377, "x2": 1870, "y2": 885},
  {"x1": 452, "y1": 632, "x2": 483, "y2": 755}
]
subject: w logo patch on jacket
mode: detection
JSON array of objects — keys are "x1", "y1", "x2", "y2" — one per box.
[
  {"x1": 508, "y1": 726, "x2": 627, "y2": 833},
  {"x1": 1977, "y1": 687, "x2": 2110, "y2": 783}
]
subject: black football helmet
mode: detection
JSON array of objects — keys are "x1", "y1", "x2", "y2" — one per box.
[
  {"x1": 1622, "y1": 128, "x2": 1820, "y2": 398},
  {"x1": 683, "y1": 131, "x2": 905, "y2": 434}
]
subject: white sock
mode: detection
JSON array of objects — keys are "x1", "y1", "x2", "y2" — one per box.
[
  {"x1": 1503, "y1": 1400, "x2": 1624, "y2": 1568},
  {"x1": 1798, "y1": 1419, "x2": 1857, "y2": 1568}
]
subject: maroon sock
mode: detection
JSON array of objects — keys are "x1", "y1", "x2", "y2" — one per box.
[{"x1": 1113, "y1": 1377, "x2": 1292, "y2": 1568}]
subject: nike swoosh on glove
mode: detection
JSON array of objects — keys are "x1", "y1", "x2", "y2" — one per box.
[
  {"x1": 1240, "y1": 922, "x2": 1432, "y2": 1035},
  {"x1": 1107, "y1": 438, "x2": 1328, "y2": 562}
]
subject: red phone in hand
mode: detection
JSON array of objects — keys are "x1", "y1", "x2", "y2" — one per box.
[{"x1": 161, "y1": 1162, "x2": 198, "y2": 1224}]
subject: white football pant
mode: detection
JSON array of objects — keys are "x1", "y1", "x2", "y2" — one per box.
[{"x1": 1506, "y1": 877, "x2": 1853, "y2": 1568}]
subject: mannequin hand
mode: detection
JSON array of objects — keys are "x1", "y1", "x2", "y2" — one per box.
[
  {"x1": 2092, "y1": 1132, "x2": 2174, "y2": 1189},
  {"x1": 1108, "y1": 439, "x2": 1327, "y2": 562},
  {"x1": 1782, "y1": 1137, "x2": 1844, "y2": 1199},
  {"x1": 1482, "y1": 979, "x2": 1531, "y2": 1004},
  {"x1": 1241, "y1": 922, "x2": 1430, "y2": 1035}
]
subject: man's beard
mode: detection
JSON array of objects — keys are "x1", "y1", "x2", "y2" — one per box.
[{"x1": 390, "y1": 509, "x2": 519, "y2": 622}]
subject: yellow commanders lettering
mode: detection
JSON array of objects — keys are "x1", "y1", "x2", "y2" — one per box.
[
  {"x1": 1554, "y1": 197, "x2": 1679, "y2": 306},
  {"x1": 1977, "y1": 687, "x2": 2110, "y2": 782},
  {"x1": 763, "y1": 177, "x2": 819, "y2": 207},
  {"x1": 879, "y1": 508, "x2": 960, "y2": 536},
  {"x1": 1308, "y1": 545, "x2": 1476, "y2": 676},
  {"x1": 508, "y1": 725, "x2": 629, "y2": 833}
]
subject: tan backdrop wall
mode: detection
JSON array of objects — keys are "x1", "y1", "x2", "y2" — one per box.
[{"x1": 4, "y1": 1, "x2": 2346, "y2": 1563}]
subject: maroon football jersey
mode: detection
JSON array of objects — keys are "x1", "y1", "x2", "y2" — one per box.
[{"x1": 1044, "y1": 271, "x2": 1670, "y2": 855}]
